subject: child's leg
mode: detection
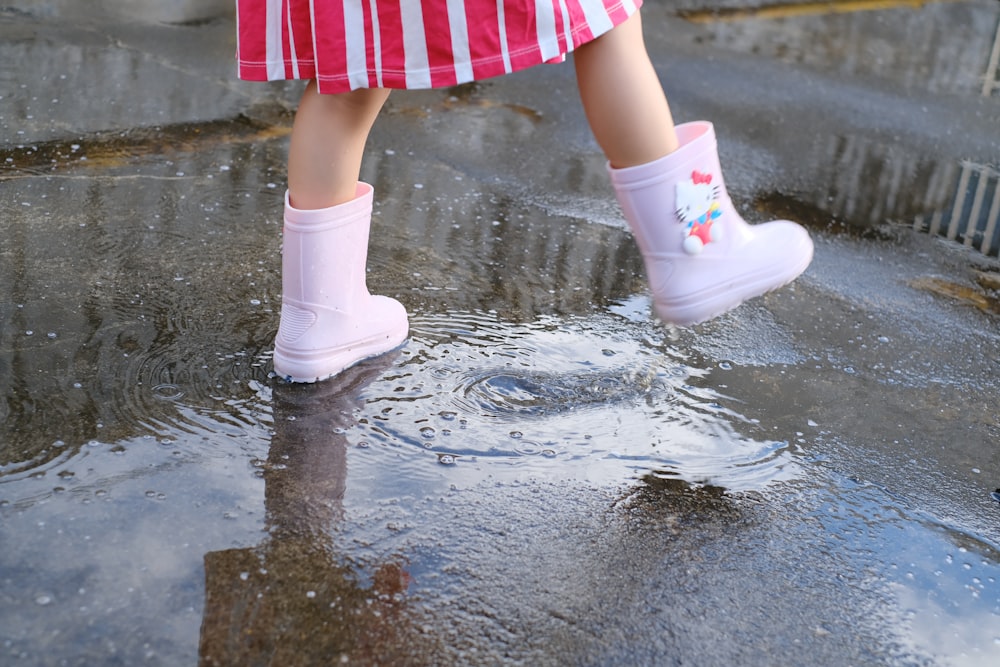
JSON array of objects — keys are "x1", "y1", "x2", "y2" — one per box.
[
  {"x1": 287, "y1": 81, "x2": 391, "y2": 209},
  {"x1": 573, "y1": 11, "x2": 678, "y2": 169},
  {"x1": 275, "y1": 82, "x2": 408, "y2": 383},
  {"x1": 575, "y1": 11, "x2": 813, "y2": 326}
]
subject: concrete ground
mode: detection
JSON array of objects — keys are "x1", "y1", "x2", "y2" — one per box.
[{"x1": 2, "y1": 1, "x2": 1000, "y2": 665}]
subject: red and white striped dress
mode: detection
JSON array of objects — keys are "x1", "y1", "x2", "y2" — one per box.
[{"x1": 237, "y1": 0, "x2": 641, "y2": 94}]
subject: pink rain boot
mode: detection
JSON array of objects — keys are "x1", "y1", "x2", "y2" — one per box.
[
  {"x1": 608, "y1": 121, "x2": 813, "y2": 326},
  {"x1": 274, "y1": 182, "x2": 408, "y2": 383}
]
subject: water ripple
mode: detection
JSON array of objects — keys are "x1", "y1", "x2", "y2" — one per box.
[{"x1": 345, "y1": 310, "x2": 802, "y2": 493}]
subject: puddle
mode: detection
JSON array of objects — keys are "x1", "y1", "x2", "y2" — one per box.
[{"x1": 3, "y1": 5, "x2": 1000, "y2": 665}]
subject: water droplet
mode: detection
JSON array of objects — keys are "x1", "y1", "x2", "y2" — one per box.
[
  {"x1": 35, "y1": 595, "x2": 52, "y2": 606},
  {"x1": 509, "y1": 431, "x2": 523, "y2": 439},
  {"x1": 239, "y1": 572, "x2": 249, "y2": 581},
  {"x1": 718, "y1": 361, "x2": 733, "y2": 370},
  {"x1": 437, "y1": 454, "x2": 457, "y2": 465},
  {"x1": 419, "y1": 427, "x2": 436, "y2": 439},
  {"x1": 306, "y1": 591, "x2": 316, "y2": 599},
  {"x1": 249, "y1": 299, "x2": 261, "y2": 306}
]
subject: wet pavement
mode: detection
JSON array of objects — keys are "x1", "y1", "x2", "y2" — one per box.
[{"x1": 2, "y1": 0, "x2": 1000, "y2": 665}]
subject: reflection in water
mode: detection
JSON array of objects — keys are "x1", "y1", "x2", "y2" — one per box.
[
  {"x1": 915, "y1": 160, "x2": 1000, "y2": 257},
  {"x1": 199, "y1": 356, "x2": 433, "y2": 666},
  {"x1": 760, "y1": 131, "x2": 1000, "y2": 258},
  {"x1": 0, "y1": 135, "x2": 283, "y2": 476},
  {"x1": 797, "y1": 466, "x2": 1000, "y2": 664}
]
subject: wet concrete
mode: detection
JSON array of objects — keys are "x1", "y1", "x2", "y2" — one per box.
[{"x1": 2, "y1": 1, "x2": 1000, "y2": 665}]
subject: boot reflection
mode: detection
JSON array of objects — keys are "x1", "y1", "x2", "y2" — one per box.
[{"x1": 199, "y1": 354, "x2": 425, "y2": 666}]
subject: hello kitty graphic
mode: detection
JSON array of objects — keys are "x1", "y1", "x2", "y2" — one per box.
[{"x1": 675, "y1": 170, "x2": 723, "y2": 254}]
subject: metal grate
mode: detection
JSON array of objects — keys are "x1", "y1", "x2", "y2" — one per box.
[{"x1": 915, "y1": 161, "x2": 1000, "y2": 257}]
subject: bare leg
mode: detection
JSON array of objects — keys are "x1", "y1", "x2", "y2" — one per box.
[
  {"x1": 573, "y1": 11, "x2": 678, "y2": 169},
  {"x1": 287, "y1": 81, "x2": 390, "y2": 209}
]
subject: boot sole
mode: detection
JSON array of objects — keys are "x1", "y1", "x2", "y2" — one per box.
[
  {"x1": 274, "y1": 329, "x2": 408, "y2": 384},
  {"x1": 654, "y1": 248, "x2": 814, "y2": 327}
]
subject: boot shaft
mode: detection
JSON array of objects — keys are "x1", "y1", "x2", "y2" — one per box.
[
  {"x1": 607, "y1": 121, "x2": 814, "y2": 326},
  {"x1": 282, "y1": 183, "x2": 374, "y2": 312}
]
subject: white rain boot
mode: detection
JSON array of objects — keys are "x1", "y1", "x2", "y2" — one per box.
[
  {"x1": 274, "y1": 182, "x2": 408, "y2": 382},
  {"x1": 608, "y1": 121, "x2": 813, "y2": 326}
]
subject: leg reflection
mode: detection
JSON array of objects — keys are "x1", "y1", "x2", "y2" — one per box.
[{"x1": 199, "y1": 354, "x2": 427, "y2": 666}]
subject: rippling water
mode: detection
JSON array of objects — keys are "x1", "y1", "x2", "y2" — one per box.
[
  {"x1": 330, "y1": 310, "x2": 803, "y2": 496},
  {"x1": 3, "y1": 21, "x2": 1000, "y2": 660}
]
